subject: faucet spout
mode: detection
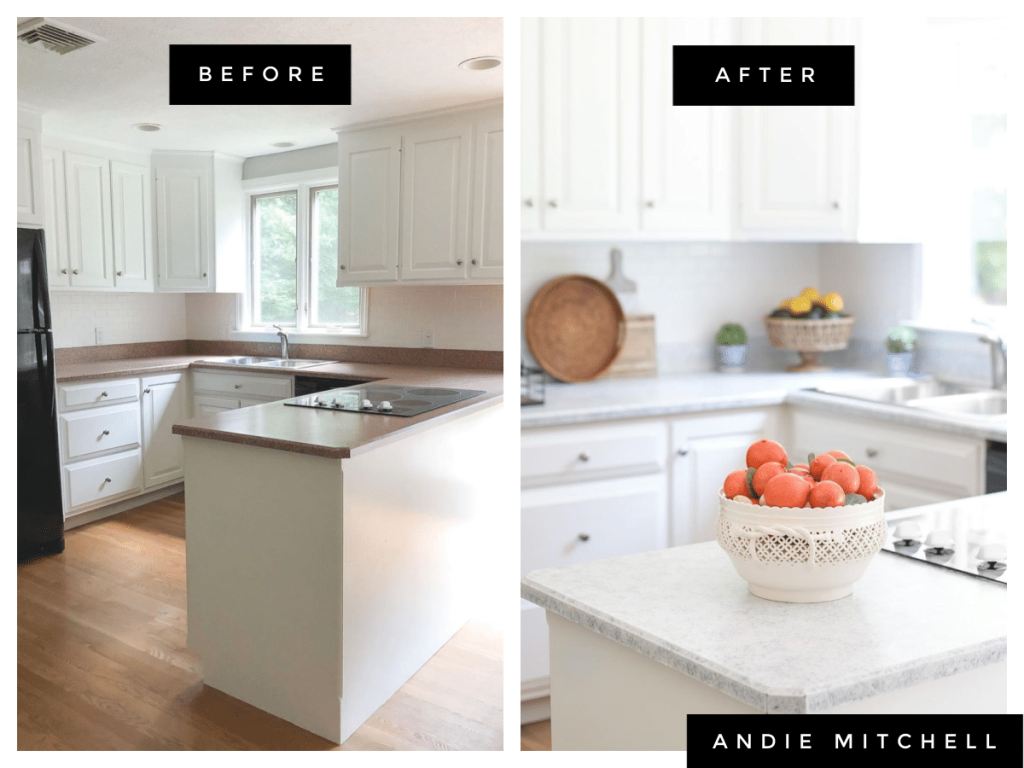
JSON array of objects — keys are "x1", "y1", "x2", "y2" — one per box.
[
  {"x1": 972, "y1": 318, "x2": 1007, "y2": 391},
  {"x1": 272, "y1": 325, "x2": 290, "y2": 360}
]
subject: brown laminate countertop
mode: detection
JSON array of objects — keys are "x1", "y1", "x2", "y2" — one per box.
[{"x1": 56, "y1": 356, "x2": 503, "y2": 459}]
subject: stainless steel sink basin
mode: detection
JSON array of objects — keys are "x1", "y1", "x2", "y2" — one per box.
[
  {"x1": 200, "y1": 357, "x2": 336, "y2": 369},
  {"x1": 906, "y1": 391, "x2": 1007, "y2": 417},
  {"x1": 809, "y1": 378, "x2": 984, "y2": 405},
  {"x1": 214, "y1": 356, "x2": 278, "y2": 365}
]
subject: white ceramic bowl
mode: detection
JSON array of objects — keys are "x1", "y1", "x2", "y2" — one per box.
[{"x1": 716, "y1": 488, "x2": 886, "y2": 603}]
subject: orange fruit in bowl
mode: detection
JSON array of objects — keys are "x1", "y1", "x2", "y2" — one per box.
[
  {"x1": 792, "y1": 463, "x2": 810, "y2": 471},
  {"x1": 763, "y1": 473, "x2": 812, "y2": 508},
  {"x1": 810, "y1": 453, "x2": 837, "y2": 480},
  {"x1": 724, "y1": 469, "x2": 749, "y2": 500},
  {"x1": 821, "y1": 462, "x2": 861, "y2": 494},
  {"x1": 752, "y1": 462, "x2": 786, "y2": 496},
  {"x1": 809, "y1": 480, "x2": 846, "y2": 508},
  {"x1": 825, "y1": 450, "x2": 851, "y2": 461},
  {"x1": 856, "y1": 465, "x2": 879, "y2": 499},
  {"x1": 746, "y1": 439, "x2": 787, "y2": 469}
]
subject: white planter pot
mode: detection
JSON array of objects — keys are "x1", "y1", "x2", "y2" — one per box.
[
  {"x1": 717, "y1": 344, "x2": 747, "y2": 372},
  {"x1": 887, "y1": 352, "x2": 914, "y2": 376}
]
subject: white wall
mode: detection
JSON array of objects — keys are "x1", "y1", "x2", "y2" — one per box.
[{"x1": 50, "y1": 291, "x2": 187, "y2": 348}]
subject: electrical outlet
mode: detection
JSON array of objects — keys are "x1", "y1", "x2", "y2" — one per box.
[
  {"x1": 423, "y1": 329, "x2": 434, "y2": 348},
  {"x1": 95, "y1": 327, "x2": 106, "y2": 345}
]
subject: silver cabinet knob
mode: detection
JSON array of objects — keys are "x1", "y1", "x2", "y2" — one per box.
[
  {"x1": 471, "y1": 259, "x2": 478, "y2": 266},
  {"x1": 578, "y1": 452, "x2": 590, "y2": 462},
  {"x1": 61, "y1": 269, "x2": 68, "y2": 274},
  {"x1": 234, "y1": 384, "x2": 242, "y2": 389},
  {"x1": 144, "y1": 388, "x2": 151, "y2": 393},
  {"x1": 72, "y1": 269, "x2": 80, "y2": 275},
  {"x1": 202, "y1": 272, "x2": 208, "y2": 277},
  {"x1": 646, "y1": 201, "x2": 656, "y2": 208},
  {"x1": 100, "y1": 391, "x2": 108, "y2": 397},
  {"x1": 677, "y1": 448, "x2": 689, "y2": 456},
  {"x1": 104, "y1": 477, "x2": 112, "y2": 483},
  {"x1": 832, "y1": 201, "x2": 841, "y2": 209},
  {"x1": 578, "y1": 533, "x2": 590, "y2": 542},
  {"x1": 523, "y1": 198, "x2": 534, "y2": 208},
  {"x1": 866, "y1": 448, "x2": 879, "y2": 458},
  {"x1": 339, "y1": 265, "x2": 346, "y2": 270},
  {"x1": 548, "y1": 200, "x2": 558, "y2": 208},
  {"x1": 117, "y1": 271, "x2": 123, "y2": 276},
  {"x1": 101, "y1": 429, "x2": 110, "y2": 436},
  {"x1": 456, "y1": 260, "x2": 463, "y2": 266}
]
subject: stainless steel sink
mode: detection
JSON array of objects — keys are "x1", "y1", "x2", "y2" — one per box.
[
  {"x1": 214, "y1": 356, "x2": 278, "y2": 365},
  {"x1": 906, "y1": 391, "x2": 1007, "y2": 417},
  {"x1": 200, "y1": 357, "x2": 336, "y2": 369},
  {"x1": 809, "y1": 378, "x2": 984, "y2": 405}
]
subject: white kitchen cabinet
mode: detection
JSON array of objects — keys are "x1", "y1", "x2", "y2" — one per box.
[
  {"x1": 335, "y1": 105, "x2": 502, "y2": 287},
  {"x1": 736, "y1": 18, "x2": 858, "y2": 240},
  {"x1": 64, "y1": 152, "x2": 114, "y2": 288},
  {"x1": 641, "y1": 18, "x2": 732, "y2": 236},
  {"x1": 17, "y1": 110, "x2": 44, "y2": 227},
  {"x1": 399, "y1": 120, "x2": 474, "y2": 281},
  {"x1": 141, "y1": 373, "x2": 185, "y2": 488},
  {"x1": 469, "y1": 115, "x2": 503, "y2": 280},
  {"x1": 193, "y1": 394, "x2": 241, "y2": 415},
  {"x1": 788, "y1": 408, "x2": 985, "y2": 510},
  {"x1": 670, "y1": 409, "x2": 779, "y2": 546},
  {"x1": 191, "y1": 368, "x2": 293, "y2": 417},
  {"x1": 337, "y1": 129, "x2": 401, "y2": 283},
  {"x1": 520, "y1": 17, "x2": 541, "y2": 233},
  {"x1": 153, "y1": 152, "x2": 245, "y2": 293},
  {"x1": 540, "y1": 18, "x2": 640, "y2": 232},
  {"x1": 40, "y1": 147, "x2": 70, "y2": 285},
  {"x1": 110, "y1": 161, "x2": 154, "y2": 290}
]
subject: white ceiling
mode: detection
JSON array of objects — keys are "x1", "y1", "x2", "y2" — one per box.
[{"x1": 17, "y1": 16, "x2": 503, "y2": 159}]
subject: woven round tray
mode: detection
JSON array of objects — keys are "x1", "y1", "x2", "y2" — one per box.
[
  {"x1": 764, "y1": 315, "x2": 856, "y2": 372},
  {"x1": 525, "y1": 276, "x2": 625, "y2": 382}
]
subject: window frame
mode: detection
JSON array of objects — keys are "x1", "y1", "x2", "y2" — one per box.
[{"x1": 238, "y1": 169, "x2": 368, "y2": 339}]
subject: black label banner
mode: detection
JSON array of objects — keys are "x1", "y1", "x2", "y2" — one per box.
[
  {"x1": 688, "y1": 714, "x2": 1023, "y2": 766},
  {"x1": 673, "y1": 45, "x2": 855, "y2": 106},
  {"x1": 169, "y1": 44, "x2": 351, "y2": 105}
]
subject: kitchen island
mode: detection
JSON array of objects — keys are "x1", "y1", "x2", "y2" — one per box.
[
  {"x1": 521, "y1": 493, "x2": 1007, "y2": 750},
  {"x1": 171, "y1": 366, "x2": 503, "y2": 744}
]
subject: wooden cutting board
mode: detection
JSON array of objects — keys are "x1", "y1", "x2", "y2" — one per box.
[
  {"x1": 525, "y1": 275, "x2": 625, "y2": 383},
  {"x1": 604, "y1": 314, "x2": 657, "y2": 378}
]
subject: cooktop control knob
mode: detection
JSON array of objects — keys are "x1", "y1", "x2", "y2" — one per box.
[
  {"x1": 361, "y1": 399, "x2": 373, "y2": 409},
  {"x1": 925, "y1": 530, "x2": 955, "y2": 553},
  {"x1": 378, "y1": 401, "x2": 393, "y2": 412},
  {"x1": 978, "y1": 543, "x2": 1007, "y2": 564},
  {"x1": 894, "y1": 522, "x2": 923, "y2": 544},
  {"x1": 331, "y1": 399, "x2": 341, "y2": 408}
]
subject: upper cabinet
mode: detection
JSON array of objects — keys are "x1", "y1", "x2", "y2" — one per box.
[
  {"x1": 522, "y1": 18, "x2": 860, "y2": 242},
  {"x1": 64, "y1": 152, "x2": 114, "y2": 288},
  {"x1": 153, "y1": 152, "x2": 245, "y2": 293},
  {"x1": 17, "y1": 109, "x2": 45, "y2": 227},
  {"x1": 336, "y1": 104, "x2": 503, "y2": 287}
]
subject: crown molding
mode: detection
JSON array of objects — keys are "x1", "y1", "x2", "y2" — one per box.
[{"x1": 333, "y1": 97, "x2": 502, "y2": 134}]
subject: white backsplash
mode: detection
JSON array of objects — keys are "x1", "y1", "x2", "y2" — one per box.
[{"x1": 49, "y1": 291, "x2": 186, "y2": 348}]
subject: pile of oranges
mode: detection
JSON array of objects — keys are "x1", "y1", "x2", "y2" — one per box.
[{"x1": 723, "y1": 439, "x2": 879, "y2": 509}]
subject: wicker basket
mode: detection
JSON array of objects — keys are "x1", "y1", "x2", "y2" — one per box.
[
  {"x1": 716, "y1": 489, "x2": 886, "y2": 603},
  {"x1": 764, "y1": 315, "x2": 856, "y2": 371}
]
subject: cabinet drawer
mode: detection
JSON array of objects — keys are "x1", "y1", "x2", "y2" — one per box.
[
  {"x1": 521, "y1": 476, "x2": 667, "y2": 577},
  {"x1": 790, "y1": 410, "x2": 984, "y2": 495},
  {"x1": 521, "y1": 422, "x2": 667, "y2": 486},
  {"x1": 61, "y1": 402, "x2": 141, "y2": 461},
  {"x1": 66, "y1": 449, "x2": 142, "y2": 510},
  {"x1": 58, "y1": 378, "x2": 139, "y2": 411},
  {"x1": 192, "y1": 370, "x2": 292, "y2": 399}
]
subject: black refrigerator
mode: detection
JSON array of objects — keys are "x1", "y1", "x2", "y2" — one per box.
[{"x1": 18, "y1": 227, "x2": 65, "y2": 562}]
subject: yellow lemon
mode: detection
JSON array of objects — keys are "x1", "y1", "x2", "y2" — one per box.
[
  {"x1": 800, "y1": 287, "x2": 819, "y2": 300},
  {"x1": 822, "y1": 292, "x2": 844, "y2": 312},
  {"x1": 789, "y1": 296, "x2": 812, "y2": 315}
]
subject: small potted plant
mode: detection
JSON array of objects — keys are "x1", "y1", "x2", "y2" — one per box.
[
  {"x1": 886, "y1": 326, "x2": 917, "y2": 376},
  {"x1": 716, "y1": 323, "x2": 748, "y2": 372}
]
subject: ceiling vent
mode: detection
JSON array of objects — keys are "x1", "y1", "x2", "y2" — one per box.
[{"x1": 17, "y1": 17, "x2": 103, "y2": 55}]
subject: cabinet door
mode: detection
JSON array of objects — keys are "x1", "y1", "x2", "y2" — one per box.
[
  {"x1": 521, "y1": 18, "x2": 541, "y2": 232},
  {"x1": 641, "y1": 18, "x2": 732, "y2": 236},
  {"x1": 17, "y1": 125, "x2": 44, "y2": 226},
  {"x1": 41, "y1": 147, "x2": 70, "y2": 287},
  {"x1": 142, "y1": 374, "x2": 185, "y2": 488},
  {"x1": 111, "y1": 161, "x2": 154, "y2": 290},
  {"x1": 737, "y1": 18, "x2": 857, "y2": 239},
  {"x1": 469, "y1": 115, "x2": 503, "y2": 280},
  {"x1": 671, "y1": 410, "x2": 776, "y2": 547},
  {"x1": 155, "y1": 166, "x2": 212, "y2": 290},
  {"x1": 541, "y1": 18, "x2": 640, "y2": 232},
  {"x1": 64, "y1": 152, "x2": 114, "y2": 288},
  {"x1": 399, "y1": 121, "x2": 473, "y2": 281},
  {"x1": 193, "y1": 394, "x2": 240, "y2": 416},
  {"x1": 337, "y1": 130, "x2": 400, "y2": 283}
]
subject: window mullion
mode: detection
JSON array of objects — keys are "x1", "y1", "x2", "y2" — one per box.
[{"x1": 295, "y1": 183, "x2": 310, "y2": 332}]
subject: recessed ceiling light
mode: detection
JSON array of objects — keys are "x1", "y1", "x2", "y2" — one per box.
[
  {"x1": 458, "y1": 56, "x2": 502, "y2": 71},
  {"x1": 272, "y1": 141, "x2": 295, "y2": 148},
  {"x1": 133, "y1": 123, "x2": 162, "y2": 132}
]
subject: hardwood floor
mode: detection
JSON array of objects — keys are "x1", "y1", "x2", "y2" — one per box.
[
  {"x1": 521, "y1": 719, "x2": 552, "y2": 751},
  {"x1": 18, "y1": 495, "x2": 503, "y2": 750}
]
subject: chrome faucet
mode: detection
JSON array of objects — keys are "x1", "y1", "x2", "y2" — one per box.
[
  {"x1": 272, "y1": 325, "x2": 290, "y2": 360},
  {"x1": 973, "y1": 318, "x2": 1006, "y2": 391}
]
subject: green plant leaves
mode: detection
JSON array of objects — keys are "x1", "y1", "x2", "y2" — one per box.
[{"x1": 745, "y1": 467, "x2": 759, "y2": 499}]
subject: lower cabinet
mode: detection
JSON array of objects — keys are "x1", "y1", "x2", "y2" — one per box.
[
  {"x1": 141, "y1": 373, "x2": 185, "y2": 488},
  {"x1": 190, "y1": 368, "x2": 293, "y2": 417}
]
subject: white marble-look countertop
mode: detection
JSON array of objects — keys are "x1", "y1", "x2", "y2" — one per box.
[
  {"x1": 521, "y1": 494, "x2": 1007, "y2": 714},
  {"x1": 521, "y1": 371, "x2": 1006, "y2": 441}
]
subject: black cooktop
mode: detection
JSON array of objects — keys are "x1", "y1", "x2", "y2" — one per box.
[{"x1": 283, "y1": 385, "x2": 485, "y2": 417}]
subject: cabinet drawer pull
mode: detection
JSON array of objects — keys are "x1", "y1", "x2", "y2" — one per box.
[
  {"x1": 677, "y1": 449, "x2": 689, "y2": 457},
  {"x1": 234, "y1": 384, "x2": 243, "y2": 389},
  {"x1": 61, "y1": 269, "x2": 68, "y2": 274},
  {"x1": 202, "y1": 272, "x2": 208, "y2": 277},
  {"x1": 471, "y1": 259, "x2": 478, "y2": 266},
  {"x1": 578, "y1": 533, "x2": 590, "y2": 543},
  {"x1": 523, "y1": 198, "x2": 534, "y2": 208},
  {"x1": 866, "y1": 448, "x2": 879, "y2": 458},
  {"x1": 104, "y1": 477, "x2": 112, "y2": 484},
  {"x1": 117, "y1": 271, "x2": 124, "y2": 276},
  {"x1": 578, "y1": 452, "x2": 590, "y2": 462},
  {"x1": 101, "y1": 430, "x2": 110, "y2": 436},
  {"x1": 72, "y1": 269, "x2": 80, "y2": 275},
  {"x1": 548, "y1": 199, "x2": 558, "y2": 208},
  {"x1": 339, "y1": 264, "x2": 346, "y2": 270},
  {"x1": 100, "y1": 391, "x2": 108, "y2": 398},
  {"x1": 457, "y1": 260, "x2": 463, "y2": 266},
  {"x1": 646, "y1": 200, "x2": 656, "y2": 208},
  {"x1": 144, "y1": 388, "x2": 151, "y2": 394}
]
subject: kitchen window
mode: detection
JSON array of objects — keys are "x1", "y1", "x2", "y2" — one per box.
[{"x1": 245, "y1": 177, "x2": 365, "y2": 335}]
